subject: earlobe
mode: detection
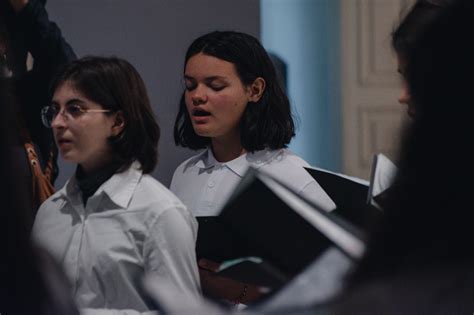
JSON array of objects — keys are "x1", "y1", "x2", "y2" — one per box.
[{"x1": 248, "y1": 77, "x2": 266, "y2": 103}]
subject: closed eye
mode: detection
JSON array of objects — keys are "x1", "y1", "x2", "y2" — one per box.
[
  {"x1": 185, "y1": 82, "x2": 197, "y2": 91},
  {"x1": 209, "y1": 84, "x2": 225, "y2": 91}
]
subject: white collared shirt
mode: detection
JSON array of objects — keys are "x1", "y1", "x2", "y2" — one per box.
[
  {"x1": 32, "y1": 161, "x2": 201, "y2": 313},
  {"x1": 170, "y1": 148, "x2": 336, "y2": 216}
]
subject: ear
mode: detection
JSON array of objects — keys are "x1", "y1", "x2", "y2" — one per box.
[
  {"x1": 247, "y1": 77, "x2": 266, "y2": 103},
  {"x1": 111, "y1": 111, "x2": 125, "y2": 136}
]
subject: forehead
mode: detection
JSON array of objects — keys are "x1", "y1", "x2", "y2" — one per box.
[
  {"x1": 185, "y1": 53, "x2": 238, "y2": 79},
  {"x1": 52, "y1": 80, "x2": 87, "y2": 101}
]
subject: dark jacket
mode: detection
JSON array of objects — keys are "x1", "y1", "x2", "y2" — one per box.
[{"x1": 6, "y1": 0, "x2": 75, "y2": 224}]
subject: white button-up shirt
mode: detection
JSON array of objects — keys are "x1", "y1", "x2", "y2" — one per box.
[
  {"x1": 170, "y1": 148, "x2": 336, "y2": 216},
  {"x1": 32, "y1": 162, "x2": 200, "y2": 314}
]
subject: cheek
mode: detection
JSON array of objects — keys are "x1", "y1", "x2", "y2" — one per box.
[
  {"x1": 211, "y1": 93, "x2": 238, "y2": 111},
  {"x1": 184, "y1": 93, "x2": 193, "y2": 112}
]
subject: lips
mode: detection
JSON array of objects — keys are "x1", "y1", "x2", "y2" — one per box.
[
  {"x1": 192, "y1": 108, "x2": 211, "y2": 117},
  {"x1": 190, "y1": 108, "x2": 211, "y2": 124},
  {"x1": 57, "y1": 138, "x2": 72, "y2": 144},
  {"x1": 56, "y1": 138, "x2": 73, "y2": 150}
]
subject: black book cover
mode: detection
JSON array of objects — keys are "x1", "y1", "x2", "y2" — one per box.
[
  {"x1": 196, "y1": 169, "x2": 366, "y2": 290},
  {"x1": 304, "y1": 167, "x2": 382, "y2": 230}
]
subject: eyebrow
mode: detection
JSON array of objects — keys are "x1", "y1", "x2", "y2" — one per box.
[
  {"x1": 184, "y1": 75, "x2": 227, "y2": 82},
  {"x1": 51, "y1": 98, "x2": 86, "y2": 106}
]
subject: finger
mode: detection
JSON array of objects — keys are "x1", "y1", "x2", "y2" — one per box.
[{"x1": 198, "y1": 258, "x2": 220, "y2": 271}]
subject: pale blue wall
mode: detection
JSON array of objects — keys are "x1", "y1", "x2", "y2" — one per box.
[{"x1": 261, "y1": 0, "x2": 341, "y2": 171}]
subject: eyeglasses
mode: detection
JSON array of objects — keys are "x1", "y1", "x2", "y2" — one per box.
[{"x1": 41, "y1": 104, "x2": 112, "y2": 128}]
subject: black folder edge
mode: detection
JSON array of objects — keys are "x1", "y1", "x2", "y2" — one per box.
[
  {"x1": 367, "y1": 154, "x2": 379, "y2": 205},
  {"x1": 220, "y1": 168, "x2": 368, "y2": 262},
  {"x1": 256, "y1": 170, "x2": 367, "y2": 260},
  {"x1": 366, "y1": 153, "x2": 397, "y2": 208},
  {"x1": 303, "y1": 166, "x2": 383, "y2": 230}
]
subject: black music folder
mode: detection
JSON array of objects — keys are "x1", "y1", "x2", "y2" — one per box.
[
  {"x1": 196, "y1": 168, "x2": 366, "y2": 290},
  {"x1": 304, "y1": 154, "x2": 397, "y2": 230}
]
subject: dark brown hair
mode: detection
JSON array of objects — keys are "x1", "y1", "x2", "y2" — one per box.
[
  {"x1": 50, "y1": 56, "x2": 160, "y2": 173},
  {"x1": 174, "y1": 31, "x2": 295, "y2": 151}
]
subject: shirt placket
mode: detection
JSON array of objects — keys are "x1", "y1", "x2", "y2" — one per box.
[
  {"x1": 199, "y1": 164, "x2": 225, "y2": 215},
  {"x1": 65, "y1": 200, "x2": 87, "y2": 297}
]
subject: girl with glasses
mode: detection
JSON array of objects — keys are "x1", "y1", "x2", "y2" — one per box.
[{"x1": 32, "y1": 56, "x2": 200, "y2": 313}]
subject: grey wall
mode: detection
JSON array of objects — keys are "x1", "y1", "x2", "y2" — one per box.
[{"x1": 46, "y1": 0, "x2": 260, "y2": 188}]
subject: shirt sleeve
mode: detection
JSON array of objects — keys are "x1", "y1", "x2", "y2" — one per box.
[
  {"x1": 143, "y1": 205, "x2": 201, "y2": 300},
  {"x1": 300, "y1": 180, "x2": 337, "y2": 212}
]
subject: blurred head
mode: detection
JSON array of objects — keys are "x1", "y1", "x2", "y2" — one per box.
[
  {"x1": 0, "y1": 77, "x2": 49, "y2": 314},
  {"x1": 47, "y1": 56, "x2": 160, "y2": 174},
  {"x1": 392, "y1": 0, "x2": 451, "y2": 117},
  {"x1": 355, "y1": 0, "x2": 474, "y2": 278},
  {"x1": 0, "y1": 13, "x2": 11, "y2": 78},
  {"x1": 0, "y1": 1, "x2": 27, "y2": 77},
  {"x1": 174, "y1": 31, "x2": 295, "y2": 152}
]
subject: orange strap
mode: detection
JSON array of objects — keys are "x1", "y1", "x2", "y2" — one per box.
[
  {"x1": 17, "y1": 107, "x2": 56, "y2": 207},
  {"x1": 24, "y1": 139, "x2": 55, "y2": 207}
]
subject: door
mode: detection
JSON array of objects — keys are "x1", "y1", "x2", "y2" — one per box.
[{"x1": 340, "y1": 0, "x2": 413, "y2": 179}]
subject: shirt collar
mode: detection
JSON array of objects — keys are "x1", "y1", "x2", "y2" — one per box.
[
  {"x1": 57, "y1": 161, "x2": 143, "y2": 209},
  {"x1": 194, "y1": 148, "x2": 282, "y2": 177}
]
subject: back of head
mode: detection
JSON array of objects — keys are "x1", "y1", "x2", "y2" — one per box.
[
  {"x1": 392, "y1": 0, "x2": 452, "y2": 61},
  {"x1": 174, "y1": 31, "x2": 295, "y2": 151},
  {"x1": 51, "y1": 56, "x2": 160, "y2": 173}
]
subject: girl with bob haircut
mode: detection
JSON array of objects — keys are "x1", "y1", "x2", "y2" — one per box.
[
  {"x1": 32, "y1": 56, "x2": 200, "y2": 313},
  {"x1": 171, "y1": 31, "x2": 335, "y2": 304}
]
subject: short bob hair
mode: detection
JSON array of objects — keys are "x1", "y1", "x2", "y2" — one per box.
[
  {"x1": 174, "y1": 31, "x2": 295, "y2": 151},
  {"x1": 50, "y1": 56, "x2": 160, "y2": 174}
]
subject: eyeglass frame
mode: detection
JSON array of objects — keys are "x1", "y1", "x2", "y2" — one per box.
[{"x1": 41, "y1": 104, "x2": 113, "y2": 128}]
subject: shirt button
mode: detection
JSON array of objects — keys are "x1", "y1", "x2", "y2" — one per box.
[{"x1": 208, "y1": 181, "x2": 215, "y2": 188}]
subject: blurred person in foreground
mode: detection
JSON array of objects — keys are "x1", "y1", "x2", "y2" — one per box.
[
  {"x1": 0, "y1": 0, "x2": 75, "y2": 229},
  {"x1": 314, "y1": 0, "x2": 474, "y2": 313},
  {"x1": 0, "y1": 77, "x2": 77, "y2": 315}
]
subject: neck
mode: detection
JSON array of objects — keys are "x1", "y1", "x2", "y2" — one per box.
[
  {"x1": 211, "y1": 135, "x2": 245, "y2": 162},
  {"x1": 79, "y1": 155, "x2": 114, "y2": 177}
]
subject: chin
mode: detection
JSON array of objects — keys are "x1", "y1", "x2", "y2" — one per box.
[
  {"x1": 60, "y1": 153, "x2": 77, "y2": 164},
  {"x1": 193, "y1": 127, "x2": 214, "y2": 138}
]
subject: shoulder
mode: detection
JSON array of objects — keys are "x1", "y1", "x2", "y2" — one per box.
[
  {"x1": 36, "y1": 183, "x2": 70, "y2": 217},
  {"x1": 134, "y1": 174, "x2": 187, "y2": 212},
  {"x1": 258, "y1": 149, "x2": 336, "y2": 210},
  {"x1": 135, "y1": 175, "x2": 197, "y2": 236},
  {"x1": 274, "y1": 149, "x2": 311, "y2": 167},
  {"x1": 259, "y1": 149, "x2": 312, "y2": 182}
]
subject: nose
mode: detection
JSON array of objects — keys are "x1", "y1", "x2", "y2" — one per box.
[
  {"x1": 50, "y1": 109, "x2": 67, "y2": 129},
  {"x1": 190, "y1": 85, "x2": 208, "y2": 106},
  {"x1": 398, "y1": 82, "x2": 411, "y2": 106}
]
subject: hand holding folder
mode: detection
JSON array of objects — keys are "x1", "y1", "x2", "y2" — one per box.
[{"x1": 196, "y1": 168, "x2": 366, "y2": 302}]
